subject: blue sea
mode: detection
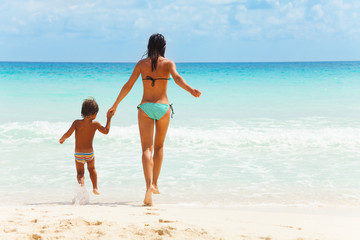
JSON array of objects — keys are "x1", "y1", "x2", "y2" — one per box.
[{"x1": 1, "y1": 61, "x2": 360, "y2": 207}]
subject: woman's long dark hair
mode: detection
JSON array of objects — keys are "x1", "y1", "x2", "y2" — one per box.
[{"x1": 146, "y1": 33, "x2": 166, "y2": 71}]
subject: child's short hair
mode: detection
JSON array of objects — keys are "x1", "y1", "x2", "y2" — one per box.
[{"x1": 81, "y1": 97, "x2": 99, "y2": 117}]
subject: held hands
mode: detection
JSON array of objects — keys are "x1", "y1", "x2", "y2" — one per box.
[
  {"x1": 191, "y1": 89, "x2": 202, "y2": 97},
  {"x1": 107, "y1": 109, "x2": 115, "y2": 119},
  {"x1": 107, "y1": 106, "x2": 116, "y2": 118}
]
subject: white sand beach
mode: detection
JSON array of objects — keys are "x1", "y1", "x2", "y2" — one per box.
[{"x1": 1, "y1": 203, "x2": 359, "y2": 240}]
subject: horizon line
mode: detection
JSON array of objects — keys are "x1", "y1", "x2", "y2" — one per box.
[{"x1": 1, "y1": 60, "x2": 360, "y2": 64}]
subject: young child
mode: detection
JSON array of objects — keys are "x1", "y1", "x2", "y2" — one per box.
[{"x1": 59, "y1": 97, "x2": 113, "y2": 195}]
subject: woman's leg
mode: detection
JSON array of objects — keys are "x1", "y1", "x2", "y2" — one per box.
[
  {"x1": 138, "y1": 109, "x2": 155, "y2": 205},
  {"x1": 153, "y1": 108, "x2": 171, "y2": 193}
]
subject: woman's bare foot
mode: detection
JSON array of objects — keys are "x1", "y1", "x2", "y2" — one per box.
[
  {"x1": 93, "y1": 188, "x2": 100, "y2": 195},
  {"x1": 153, "y1": 186, "x2": 160, "y2": 194},
  {"x1": 143, "y1": 185, "x2": 155, "y2": 206}
]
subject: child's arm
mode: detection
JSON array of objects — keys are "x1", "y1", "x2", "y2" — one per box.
[
  {"x1": 95, "y1": 112, "x2": 113, "y2": 135},
  {"x1": 59, "y1": 121, "x2": 76, "y2": 144}
]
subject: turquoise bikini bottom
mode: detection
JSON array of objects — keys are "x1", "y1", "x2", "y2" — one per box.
[{"x1": 137, "y1": 103, "x2": 174, "y2": 120}]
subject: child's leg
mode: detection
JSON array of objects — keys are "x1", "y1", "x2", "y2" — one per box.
[
  {"x1": 75, "y1": 161, "x2": 85, "y2": 186},
  {"x1": 87, "y1": 158, "x2": 99, "y2": 195}
]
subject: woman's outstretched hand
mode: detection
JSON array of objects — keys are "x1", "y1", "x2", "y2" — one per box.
[
  {"x1": 107, "y1": 106, "x2": 116, "y2": 117},
  {"x1": 191, "y1": 89, "x2": 202, "y2": 97}
]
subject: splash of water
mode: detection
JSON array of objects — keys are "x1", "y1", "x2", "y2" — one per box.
[{"x1": 72, "y1": 184, "x2": 90, "y2": 205}]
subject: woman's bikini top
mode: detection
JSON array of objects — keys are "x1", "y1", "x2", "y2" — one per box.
[{"x1": 142, "y1": 76, "x2": 170, "y2": 87}]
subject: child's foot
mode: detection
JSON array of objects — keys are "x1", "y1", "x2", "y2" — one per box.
[
  {"x1": 93, "y1": 188, "x2": 100, "y2": 195},
  {"x1": 143, "y1": 186, "x2": 154, "y2": 206}
]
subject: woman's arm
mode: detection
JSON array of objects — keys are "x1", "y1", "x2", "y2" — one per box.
[
  {"x1": 168, "y1": 61, "x2": 201, "y2": 97},
  {"x1": 59, "y1": 121, "x2": 76, "y2": 144},
  {"x1": 108, "y1": 63, "x2": 141, "y2": 115}
]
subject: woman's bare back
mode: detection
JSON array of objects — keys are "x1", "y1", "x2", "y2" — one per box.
[{"x1": 138, "y1": 57, "x2": 171, "y2": 104}]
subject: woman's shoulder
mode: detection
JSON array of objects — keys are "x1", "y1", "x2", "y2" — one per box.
[
  {"x1": 137, "y1": 58, "x2": 150, "y2": 65},
  {"x1": 138, "y1": 57, "x2": 173, "y2": 64},
  {"x1": 135, "y1": 58, "x2": 150, "y2": 70},
  {"x1": 136, "y1": 57, "x2": 175, "y2": 71},
  {"x1": 159, "y1": 57, "x2": 175, "y2": 68},
  {"x1": 159, "y1": 57, "x2": 172, "y2": 63}
]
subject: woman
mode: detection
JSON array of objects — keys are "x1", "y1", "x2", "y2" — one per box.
[{"x1": 108, "y1": 33, "x2": 201, "y2": 205}]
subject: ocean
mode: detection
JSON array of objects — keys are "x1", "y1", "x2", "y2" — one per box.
[{"x1": 1, "y1": 61, "x2": 360, "y2": 207}]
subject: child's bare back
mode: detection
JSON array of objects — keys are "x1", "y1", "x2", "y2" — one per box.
[{"x1": 69, "y1": 117, "x2": 111, "y2": 153}]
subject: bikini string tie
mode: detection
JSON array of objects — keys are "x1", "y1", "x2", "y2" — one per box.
[
  {"x1": 145, "y1": 76, "x2": 156, "y2": 86},
  {"x1": 169, "y1": 104, "x2": 174, "y2": 118}
]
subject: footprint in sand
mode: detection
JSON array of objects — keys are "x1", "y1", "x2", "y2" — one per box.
[
  {"x1": 60, "y1": 217, "x2": 91, "y2": 227},
  {"x1": 87, "y1": 230, "x2": 105, "y2": 237},
  {"x1": 146, "y1": 208, "x2": 161, "y2": 211},
  {"x1": 145, "y1": 212, "x2": 160, "y2": 216},
  {"x1": 30, "y1": 233, "x2": 42, "y2": 240},
  {"x1": 280, "y1": 225, "x2": 302, "y2": 231},
  {"x1": 159, "y1": 219, "x2": 175, "y2": 223},
  {"x1": 259, "y1": 237, "x2": 272, "y2": 240},
  {"x1": 154, "y1": 228, "x2": 172, "y2": 237},
  {"x1": 3, "y1": 228, "x2": 17, "y2": 233}
]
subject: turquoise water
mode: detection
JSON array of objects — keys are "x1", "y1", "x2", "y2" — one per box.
[{"x1": 1, "y1": 61, "x2": 360, "y2": 207}]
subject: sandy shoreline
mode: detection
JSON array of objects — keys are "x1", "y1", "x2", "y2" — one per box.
[{"x1": 1, "y1": 203, "x2": 359, "y2": 240}]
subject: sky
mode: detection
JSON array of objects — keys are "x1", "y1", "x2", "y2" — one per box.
[{"x1": 0, "y1": 0, "x2": 359, "y2": 62}]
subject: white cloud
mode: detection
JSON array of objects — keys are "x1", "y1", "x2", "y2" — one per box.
[
  {"x1": 205, "y1": 0, "x2": 245, "y2": 4},
  {"x1": 0, "y1": 0, "x2": 359, "y2": 44},
  {"x1": 281, "y1": 2, "x2": 305, "y2": 21},
  {"x1": 266, "y1": 16, "x2": 282, "y2": 25},
  {"x1": 0, "y1": 0, "x2": 359, "y2": 62},
  {"x1": 235, "y1": 5, "x2": 253, "y2": 25},
  {"x1": 311, "y1": 4, "x2": 324, "y2": 20},
  {"x1": 234, "y1": 0, "x2": 360, "y2": 40},
  {"x1": 266, "y1": 0, "x2": 280, "y2": 7},
  {"x1": 69, "y1": 5, "x2": 79, "y2": 11}
]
